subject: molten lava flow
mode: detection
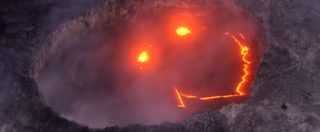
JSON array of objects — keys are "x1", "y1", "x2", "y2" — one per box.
[
  {"x1": 138, "y1": 51, "x2": 150, "y2": 63},
  {"x1": 225, "y1": 32, "x2": 251, "y2": 96},
  {"x1": 176, "y1": 26, "x2": 191, "y2": 36},
  {"x1": 175, "y1": 33, "x2": 252, "y2": 108},
  {"x1": 174, "y1": 87, "x2": 186, "y2": 108},
  {"x1": 180, "y1": 93, "x2": 198, "y2": 99}
]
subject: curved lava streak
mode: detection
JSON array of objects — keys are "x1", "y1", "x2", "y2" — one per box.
[{"x1": 175, "y1": 32, "x2": 252, "y2": 108}]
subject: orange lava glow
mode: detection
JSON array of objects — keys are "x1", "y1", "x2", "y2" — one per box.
[
  {"x1": 175, "y1": 33, "x2": 252, "y2": 108},
  {"x1": 174, "y1": 87, "x2": 186, "y2": 108},
  {"x1": 176, "y1": 26, "x2": 191, "y2": 36},
  {"x1": 137, "y1": 51, "x2": 150, "y2": 63}
]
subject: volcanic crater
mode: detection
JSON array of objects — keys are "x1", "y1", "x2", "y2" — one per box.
[
  {"x1": 1, "y1": 0, "x2": 319, "y2": 131},
  {"x1": 36, "y1": 0, "x2": 264, "y2": 128}
]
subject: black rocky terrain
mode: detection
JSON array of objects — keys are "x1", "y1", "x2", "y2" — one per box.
[{"x1": 0, "y1": 0, "x2": 320, "y2": 132}]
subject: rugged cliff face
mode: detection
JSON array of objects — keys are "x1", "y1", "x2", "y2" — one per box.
[{"x1": 0, "y1": 0, "x2": 320, "y2": 132}]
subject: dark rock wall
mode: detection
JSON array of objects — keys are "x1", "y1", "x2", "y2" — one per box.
[
  {"x1": 0, "y1": 0, "x2": 319, "y2": 132},
  {"x1": 220, "y1": 0, "x2": 320, "y2": 131}
]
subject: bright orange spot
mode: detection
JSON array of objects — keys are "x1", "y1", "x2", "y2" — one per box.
[
  {"x1": 137, "y1": 51, "x2": 149, "y2": 63},
  {"x1": 176, "y1": 26, "x2": 191, "y2": 36},
  {"x1": 174, "y1": 33, "x2": 253, "y2": 107}
]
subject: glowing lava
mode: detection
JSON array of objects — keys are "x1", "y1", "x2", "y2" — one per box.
[
  {"x1": 174, "y1": 88, "x2": 186, "y2": 108},
  {"x1": 137, "y1": 51, "x2": 150, "y2": 63},
  {"x1": 175, "y1": 33, "x2": 252, "y2": 108},
  {"x1": 176, "y1": 26, "x2": 191, "y2": 36}
]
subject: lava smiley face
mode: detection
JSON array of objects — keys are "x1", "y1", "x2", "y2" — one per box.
[
  {"x1": 38, "y1": 2, "x2": 263, "y2": 127},
  {"x1": 129, "y1": 10, "x2": 257, "y2": 110}
]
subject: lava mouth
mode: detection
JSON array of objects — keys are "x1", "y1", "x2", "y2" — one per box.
[{"x1": 174, "y1": 32, "x2": 252, "y2": 108}]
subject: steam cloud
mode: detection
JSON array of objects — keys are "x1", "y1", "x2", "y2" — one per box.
[{"x1": 37, "y1": 0, "x2": 263, "y2": 128}]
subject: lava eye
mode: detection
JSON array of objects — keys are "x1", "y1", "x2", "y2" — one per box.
[
  {"x1": 137, "y1": 51, "x2": 150, "y2": 63},
  {"x1": 137, "y1": 50, "x2": 150, "y2": 70},
  {"x1": 176, "y1": 26, "x2": 191, "y2": 36}
]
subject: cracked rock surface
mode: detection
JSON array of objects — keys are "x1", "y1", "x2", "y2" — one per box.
[{"x1": 0, "y1": 0, "x2": 320, "y2": 132}]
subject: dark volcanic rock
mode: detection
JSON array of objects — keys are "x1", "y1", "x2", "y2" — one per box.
[{"x1": 0, "y1": 0, "x2": 320, "y2": 132}]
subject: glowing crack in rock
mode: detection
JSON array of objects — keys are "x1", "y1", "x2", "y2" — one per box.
[
  {"x1": 175, "y1": 32, "x2": 252, "y2": 108},
  {"x1": 174, "y1": 87, "x2": 186, "y2": 108}
]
